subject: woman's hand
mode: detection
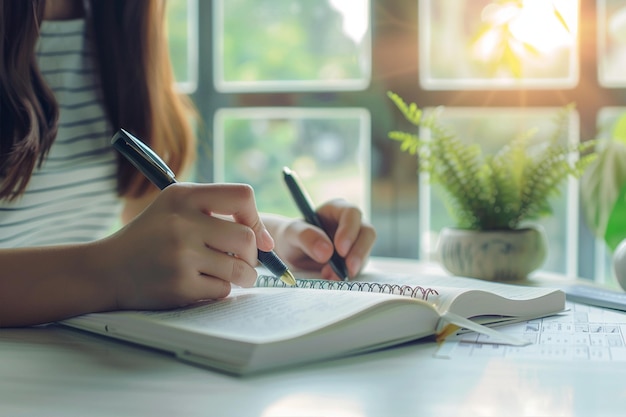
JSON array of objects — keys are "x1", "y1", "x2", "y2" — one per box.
[
  {"x1": 264, "y1": 199, "x2": 376, "y2": 280},
  {"x1": 98, "y1": 183, "x2": 273, "y2": 310}
]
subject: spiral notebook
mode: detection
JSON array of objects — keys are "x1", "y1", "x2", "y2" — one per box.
[
  {"x1": 254, "y1": 272, "x2": 565, "y2": 327},
  {"x1": 61, "y1": 271, "x2": 564, "y2": 375},
  {"x1": 256, "y1": 275, "x2": 440, "y2": 299}
]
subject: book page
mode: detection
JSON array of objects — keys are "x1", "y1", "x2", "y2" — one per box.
[
  {"x1": 355, "y1": 270, "x2": 557, "y2": 299},
  {"x1": 353, "y1": 272, "x2": 562, "y2": 317},
  {"x1": 257, "y1": 271, "x2": 562, "y2": 319},
  {"x1": 274, "y1": 269, "x2": 558, "y2": 301},
  {"x1": 132, "y1": 287, "x2": 423, "y2": 343}
]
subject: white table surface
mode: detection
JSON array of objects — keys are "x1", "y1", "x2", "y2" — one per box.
[{"x1": 2, "y1": 258, "x2": 625, "y2": 417}]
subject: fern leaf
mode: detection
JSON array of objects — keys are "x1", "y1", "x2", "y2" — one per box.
[
  {"x1": 388, "y1": 131, "x2": 421, "y2": 155},
  {"x1": 386, "y1": 94, "x2": 593, "y2": 231},
  {"x1": 387, "y1": 91, "x2": 422, "y2": 126}
]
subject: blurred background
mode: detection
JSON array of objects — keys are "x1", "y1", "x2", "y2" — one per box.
[{"x1": 165, "y1": 0, "x2": 626, "y2": 285}]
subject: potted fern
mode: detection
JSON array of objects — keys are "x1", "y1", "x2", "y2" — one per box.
[{"x1": 387, "y1": 92, "x2": 596, "y2": 281}]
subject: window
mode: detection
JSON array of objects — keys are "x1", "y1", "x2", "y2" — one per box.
[
  {"x1": 599, "y1": 0, "x2": 626, "y2": 87},
  {"x1": 214, "y1": 0, "x2": 370, "y2": 92},
  {"x1": 168, "y1": 0, "x2": 624, "y2": 285},
  {"x1": 213, "y1": 107, "x2": 370, "y2": 218},
  {"x1": 420, "y1": 0, "x2": 578, "y2": 89},
  {"x1": 166, "y1": 0, "x2": 198, "y2": 93}
]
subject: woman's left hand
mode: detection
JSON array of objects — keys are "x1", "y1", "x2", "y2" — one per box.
[{"x1": 263, "y1": 199, "x2": 376, "y2": 280}]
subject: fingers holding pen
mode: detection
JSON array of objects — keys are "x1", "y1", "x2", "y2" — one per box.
[
  {"x1": 195, "y1": 217, "x2": 260, "y2": 287},
  {"x1": 110, "y1": 183, "x2": 271, "y2": 308},
  {"x1": 111, "y1": 131, "x2": 274, "y2": 307},
  {"x1": 317, "y1": 199, "x2": 362, "y2": 256},
  {"x1": 316, "y1": 199, "x2": 376, "y2": 277},
  {"x1": 166, "y1": 183, "x2": 278, "y2": 279},
  {"x1": 160, "y1": 183, "x2": 272, "y2": 256},
  {"x1": 184, "y1": 183, "x2": 275, "y2": 252}
]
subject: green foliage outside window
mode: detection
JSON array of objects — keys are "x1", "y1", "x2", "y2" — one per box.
[
  {"x1": 222, "y1": 0, "x2": 363, "y2": 82},
  {"x1": 166, "y1": 0, "x2": 190, "y2": 84}
]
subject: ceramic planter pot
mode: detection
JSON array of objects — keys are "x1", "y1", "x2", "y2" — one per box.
[{"x1": 436, "y1": 226, "x2": 548, "y2": 281}]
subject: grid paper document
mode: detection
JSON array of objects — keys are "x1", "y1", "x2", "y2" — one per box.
[{"x1": 436, "y1": 302, "x2": 626, "y2": 361}]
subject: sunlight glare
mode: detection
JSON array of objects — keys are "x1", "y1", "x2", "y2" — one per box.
[
  {"x1": 480, "y1": 0, "x2": 577, "y2": 54},
  {"x1": 328, "y1": 0, "x2": 369, "y2": 44},
  {"x1": 508, "y1": 0, "x2": 577, "y2": 53}
]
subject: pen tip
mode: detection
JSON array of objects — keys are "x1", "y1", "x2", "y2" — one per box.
[{"x1": 280, "y1": 270, "x2": 297, "y2": 287}]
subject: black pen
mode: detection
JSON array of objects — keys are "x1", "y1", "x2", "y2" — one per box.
[
  {"x1": 111, "y1": 128, "x2": 297, "y2": 286},
  {"x1": 282, "y1": 166, "x2": 350, "y2": 281}
]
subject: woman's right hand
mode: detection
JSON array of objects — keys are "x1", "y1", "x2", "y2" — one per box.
[{"x1": 97, "y1": 182, "x2": 273, "y2": 311}]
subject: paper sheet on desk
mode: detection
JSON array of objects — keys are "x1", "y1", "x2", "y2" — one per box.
[{"x1": 436, "y1": 302, "x2": 626, "y2": 362}]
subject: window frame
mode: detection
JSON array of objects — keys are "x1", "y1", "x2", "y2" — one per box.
[{"x1": 189, "y1": 0, "x2": 615, "y2": 281}]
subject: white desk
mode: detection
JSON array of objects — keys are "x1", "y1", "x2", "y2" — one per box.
[{"x1": 2, "y1": 258, "x2": 625, "y2": 417}]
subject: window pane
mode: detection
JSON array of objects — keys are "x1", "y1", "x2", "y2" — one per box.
[
  {"x1": 214, "y1": 0, "x2": 371, "y2": 92},
  {"x1": 420, "y1": 0, "x2": 579, "y2": 89},
  {"x1": 598, "y1": 0, "x2": 626, "y2": 87},
  {"x1": 419, "y1": 108, "x2": 579, "y2": 276},
  {"x1": 213, "y1": 108, "x2": 370, "y2": 218},
  {"x1": 166, "y1": 0, "x2": 198, "y2": 93}
]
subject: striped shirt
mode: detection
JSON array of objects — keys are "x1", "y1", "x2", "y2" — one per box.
[{"x1": 0, "y1": 19, "x2": 123, "y2": 248}]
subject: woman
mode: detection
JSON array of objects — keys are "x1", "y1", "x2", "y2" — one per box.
[{"x1": 0, "y1": 0, "x2": 376, "y2": 327}]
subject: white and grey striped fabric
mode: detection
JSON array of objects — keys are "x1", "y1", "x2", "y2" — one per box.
[{"x1": 0, "y1": 19, "x2": 123, "y2": 248}]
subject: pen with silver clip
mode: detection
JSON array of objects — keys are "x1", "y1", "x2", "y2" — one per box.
[{"x1": 111, "y1": 128, "x2": 297, "y2": 286}]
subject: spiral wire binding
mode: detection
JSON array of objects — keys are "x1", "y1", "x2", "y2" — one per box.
[{"x1": 255, "y1": 275, "x2": 439, "y2": 301}]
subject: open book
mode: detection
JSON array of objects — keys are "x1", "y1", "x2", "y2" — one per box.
[
  {"x1": 61, "y1": 272, "x2": 565, "y2": 375},
  {"x1": 255, "y1": 271, "x2": 565, "y2": 326}
]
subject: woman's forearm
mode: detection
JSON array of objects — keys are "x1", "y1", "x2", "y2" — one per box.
[{"x1": 0, "y1": 242, "x2": 116, "y2": 327}]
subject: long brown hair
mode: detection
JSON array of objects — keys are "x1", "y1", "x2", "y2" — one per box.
[{"x1": 0, "y1": 0, "x2": 196, "y2": 200}]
